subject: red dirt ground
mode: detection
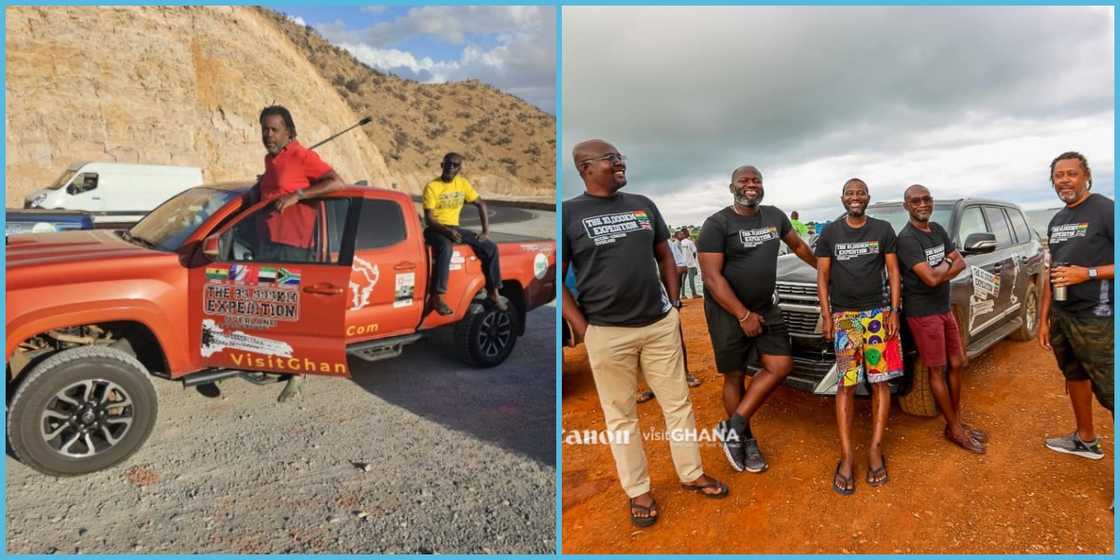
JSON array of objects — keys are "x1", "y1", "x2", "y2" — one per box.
[{"x1": 562, "y1": 301, "x2": 1114, "y2": 554}]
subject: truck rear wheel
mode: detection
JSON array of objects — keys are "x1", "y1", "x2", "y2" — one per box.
[
  {"x1": 453, "y1": 299, "x2": 518, "y2": 368},
  {"x1": 898, "y1": 355, "x2": 939, "y2": 417},
  {"x1": 8, "y1": 346, "x2": 158, "y2": 477},
  {"x1": 1010, "y1": 281, "x2": 1039, "y2": 342}
]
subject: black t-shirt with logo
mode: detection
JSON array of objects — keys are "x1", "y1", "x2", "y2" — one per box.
[
  {"x1": 1047, "y1": 193, "x2": 1114, "y2": 318},
  {"x1": 562, "y1": 191, "x2": 672, "y2": 326},
  {"x1": 815, "y1": 217, "x2": 898, "y2": 312},
  {"x1": 697, "y1": 205, "x2": 791, "y2": 312},
  {"x1": 897, "y1": 221, "x2": 955, "y2": 317}
]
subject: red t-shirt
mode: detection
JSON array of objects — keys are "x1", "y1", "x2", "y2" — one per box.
[{"x1": 260, "y1": 140, "x2": 332, "y2": 248}]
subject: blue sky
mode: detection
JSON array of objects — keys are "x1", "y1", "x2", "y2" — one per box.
[
  {"x1": 563, "y1": 6, "x2": 1114, "y2": 227},
  {"x1": 280, "y1": 6, "x2": 555, "y2": 113}
]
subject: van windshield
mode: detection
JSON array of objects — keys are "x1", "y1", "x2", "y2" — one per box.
[
  {"x1": 129, "y1": 187, "x2": 241, "y2": 251},
  {"x1": 47, "y1": 169, "x2": 78, "y2": 190}
]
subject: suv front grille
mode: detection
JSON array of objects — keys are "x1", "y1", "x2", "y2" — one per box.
[{"x1": 776, "y1": 281, "x2": 821, "y2": 337}]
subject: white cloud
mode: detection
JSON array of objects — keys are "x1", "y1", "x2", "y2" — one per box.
[{"x1": 285, "y1": 14, "x2": 306, "y2": 27}]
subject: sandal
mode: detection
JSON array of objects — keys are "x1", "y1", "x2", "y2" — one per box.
[
  {"x1": 686, "y1": 374, "x2": 703, "y2": 388},
  {"x1": 629, "y1": 496, "x2": 659, "y2": 528},
  {"x1": 680, "y1": 477, "x2": 729, "y2": 499},
  {"x1": 960, "y1": 422, "x2": 990, "y2": 443},
  {"x1": 832, "y1": 462, "x2": 855, "y2": 496},
  {"x1": 636, "y1": 390, "x2": 656, "y2": 403},
  {"x1": 867, "y1": 454, "x2": 889, "y2": 487}
]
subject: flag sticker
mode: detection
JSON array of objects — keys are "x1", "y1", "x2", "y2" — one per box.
[
  {"x1": 205, "y1": 266, "x2": 229, "y2": 281},
  {"x1": 258, "y1": 267, "x2": 278, "y2": 283},
  {"x1": 278, "y1": 268, "x2": 301, "y2": 286}
]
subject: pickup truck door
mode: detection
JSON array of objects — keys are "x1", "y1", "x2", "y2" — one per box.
[
  {"x1": 188, "y1": 197, "x2": 354, "y2": 377},
  {"x1": 956, "y1": 205, "x2": 1004, "y2": 341},
  {"x1": 980, "y1": 205, "x2": 1020, "y2": 322}
]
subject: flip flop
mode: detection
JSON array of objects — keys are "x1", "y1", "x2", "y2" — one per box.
[
  {"x1": 636, "y1": 390, "x2": 656, "y2": 403},
  {"x1": 629, "y1": 496, "x2": 659, "y2": 528},
  {"x1": 680, "y1": 478, "x2": 729, "y2": 499},
  {"x1": 833, "y1": 462, "x2": 855, "y2": 496},
  {"x1": 686, "y1": 374, "x2": 703, "y2": 388},
  {"x1": 867, "y1": 454, "x2": 889, "y2": 487}
]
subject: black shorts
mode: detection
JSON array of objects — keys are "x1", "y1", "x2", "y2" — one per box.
[{"x1": 703, "y1": 300, "x2": 791, "y2": 374}]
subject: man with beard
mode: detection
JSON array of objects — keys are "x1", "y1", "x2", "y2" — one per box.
[
  {"x1": 1039, "y1": 152, "x2": 1113, "y2": 468},
  {"x1": 816, "y1": 178, "x2": 902, "y2": 495},
  {"x1": 698, "y1": 165, "x2": 815, "y2": 473},
  {"x1": 896, "y1": 184, "x2": 985, "y2": 454},
  {"x1": 563, "y1": 139, "x2": 728, "y2": 528}
]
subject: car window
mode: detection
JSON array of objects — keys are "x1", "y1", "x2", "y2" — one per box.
[
  {"x1": 222, "y1": 198, "x2": 350, "y2": 265},
  {"x1": 354, "y1": 199, "x2": 407, "y2": 250},
  {"x1": 1008, "y1": 208, "x2": 1033, "y2": 244},
  {"x1": 956, "y1": 206, "x2": 988, "y2": 246},
  {"x1": 982, "y1": 206, "x2": 1013, "y2": 248}
]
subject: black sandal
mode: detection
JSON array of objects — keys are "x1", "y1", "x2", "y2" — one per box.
[
  {"x1": 867, "y1": 455, "x2": 889, "y2": 487},
  {"x1": 832, "y1": 462, "x2": 855, "y2": 496},
  {"x1": 680, "y1": 478, "x2": 729, "y2": 499},
  {"x1": 636, "y1": 390, "x2": 656, "y2": 403},
  {"x1": 629, "y1": 497, "x2": 659, "y2": 528}
]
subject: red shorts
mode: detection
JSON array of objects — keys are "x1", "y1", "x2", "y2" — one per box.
[{"x1": 905, "y1": 311, "x2": 962, "y2": 369}]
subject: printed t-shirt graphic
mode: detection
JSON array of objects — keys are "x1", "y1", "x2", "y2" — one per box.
[
  {"x1": 897, "y1": 221, "x2": 955, "y2": 317},
  {"x1": 697, "y1": 205, "x2": 792, "y2": 311},
  {"x1": 423, "y1": 175, "x2": 479, "y2": 227},
  {"x1": 1047, "y1": 193, "x2": 1114, "y2": 317},
  {"x1": 259, "y1": 139, "x2": 332, "y2": 249},
  {"x1": 815, "y1": 217, "x2": 898, "y2": 312},
  {"x1": 563, "y1": 192, "x2": 672, "y2": 326}
]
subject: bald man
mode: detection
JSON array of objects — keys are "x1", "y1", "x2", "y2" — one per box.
[
  {"x1": 562, "y1": 139, "x2": 728, "y2": 528},
  {"x1": 698, "y1": 165, "x2": 816, "y2": 474}
]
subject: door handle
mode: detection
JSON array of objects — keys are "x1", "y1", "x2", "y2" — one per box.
[
  {"x1": 394, "y1": 261, "x2": 416, "y2": 271},
  {"x1": 303, "y1": 283, "x2": 343, "y2": 295}
]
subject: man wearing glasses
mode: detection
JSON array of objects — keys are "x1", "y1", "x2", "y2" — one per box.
[
  {"x1": 896, "y1": 184, "x2": 985, "y2": 454},
  {"x1": 563, "y1": 139, "x2": 728, "y2": 528},
  {"x1": 422, "y1": 152, "x2": 506, "y2": 315}
]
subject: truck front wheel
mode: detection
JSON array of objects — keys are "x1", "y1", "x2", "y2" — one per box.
[
  {"x1": 7, "y1": 346, "x2": 158, "y2": 477},
  {"x1": 898, "y1": 355, "x2": 939, "y2": 417},
  {"x1": 453, "y1": 299, "x2": 518, "y2": 368}
]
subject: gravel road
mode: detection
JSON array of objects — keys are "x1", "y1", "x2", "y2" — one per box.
[{"x1": 6, "y1": 304, "x2": 557, "y2": 554}]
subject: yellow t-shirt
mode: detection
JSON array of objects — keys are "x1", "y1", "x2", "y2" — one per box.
[{"x1": 422, "y1": 175, "x2": 480, "y2": 226}]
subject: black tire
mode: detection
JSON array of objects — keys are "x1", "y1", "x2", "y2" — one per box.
[
  {"x1": 8, "y1": 346, "x2": 158, "y2": 477},
  {"x1": 898, "y1": 355, "x2": 939, "y2": 417},
  {"x1": 1010, "y1": 281, "x2": 1039, "y2": 342},
  {"x1": 453, "y1": 298, "x2": 518, "y2": 368}
]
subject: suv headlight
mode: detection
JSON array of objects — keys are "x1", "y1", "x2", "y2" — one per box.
[
  {"x1": 26, "y1": 193, "x2": 47, "y2": 208},
  {"x1": 772, "y1": 289, "x2": 780, "y2": 305}
]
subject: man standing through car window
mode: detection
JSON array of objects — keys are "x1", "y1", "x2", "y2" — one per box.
[
  {"x1": 563, "y1": 138, "x2": 728, "y2": 528},
  {"x1": 1039, "y1": 151, "x2": 1113, "y2": 471},
  {"x1": 896, "y1": 184, "x2": 985, "y2": 454},
  {"x1": 816, "y1": 178, "x2": 902, "y2": 495}
]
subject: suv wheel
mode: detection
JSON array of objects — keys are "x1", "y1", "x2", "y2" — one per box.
[
  {"x1": 898, "y1": 355, "x2": 939, "y2": 417},
  {"x1": 8, "y1": 346, "x2": 158, "y2": 477},
  {"x1": 453, "y1": 298, "x2": 519, "y2": 368},
  {"x1": 1009, "y1": 280, "x2": 1039, "y2": 341}
]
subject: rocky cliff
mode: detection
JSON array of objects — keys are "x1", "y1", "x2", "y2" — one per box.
[{"x1": 5, "y1": 6, "x2": 555, "y2": 207}]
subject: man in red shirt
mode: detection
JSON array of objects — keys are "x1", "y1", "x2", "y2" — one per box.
[{"x1": 255, "y1": 105, "x2": 344, "y2": 262}]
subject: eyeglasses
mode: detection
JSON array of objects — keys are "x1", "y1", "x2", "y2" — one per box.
[
  {"x1": 577, "y1": 153, "x2": 626, "y2": 166},
  {"x1": 907, "y1": 196, "x2": 934, "y2": 204}
]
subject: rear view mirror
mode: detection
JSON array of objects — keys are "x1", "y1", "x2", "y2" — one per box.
[
  {"x1": 202, "y1": 234, "x2": 221, "y2": 259},
  {"x1": 962, "y1": 232, "x2": 997, "y2": 255}
]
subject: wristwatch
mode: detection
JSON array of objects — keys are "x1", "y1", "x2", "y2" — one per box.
[{"x1": 1088, "y1": 267, "x2": 1098, "y2": 280}]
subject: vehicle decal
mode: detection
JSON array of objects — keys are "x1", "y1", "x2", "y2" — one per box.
[
  {"x1": 349, "y1": 256, "x2": 380, "y2": 310},
  {"x1": 1007, "y1": 257, "x2": 1020, "y2": 306},
  {"x1": 533, "y1": 252, "x2": 549, "y2": 280},
  {"x1": 394, "y1": 272, "x2": 416, "y2": 308},
  {"x1": 203, "y1": 282, "x2": 300, "y2": 325},
  {"x1": 205, "y1": 266, "x2": 229, "y2": 281},
  {"x1": 449, "y1": 250, "x2": 465, "y2": 271},
  {"x1": 968, "y1": 265, "x2": 1000, "y2": 330},
  {"x1": 201, "y1": 319, "x2": 293, "y2": 358},
  {"x1": 346, "y1": 322, "x2": 380, "y2": 336},
  {"x1": 228, "y1": 352, "x2": 347, "y2": 375}
]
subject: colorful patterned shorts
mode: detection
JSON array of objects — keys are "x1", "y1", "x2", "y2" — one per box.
[{"x1": 833, "y1": 307, "x2": 904, "y2": 387}]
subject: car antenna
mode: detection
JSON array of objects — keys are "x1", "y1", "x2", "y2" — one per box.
[{"x1": 308, "y1": 116, "x2": 373, "y2": 150}]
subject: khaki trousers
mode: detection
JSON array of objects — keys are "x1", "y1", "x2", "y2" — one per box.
[{"x1": 584, "y1": 308, "x2": 704, "y2": 497}]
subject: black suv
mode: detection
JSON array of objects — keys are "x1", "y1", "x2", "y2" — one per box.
[{"x1": 768, "y1": 198, "x2": 1044, "y2": 415}]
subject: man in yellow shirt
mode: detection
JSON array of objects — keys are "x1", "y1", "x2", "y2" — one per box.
[{"x1": 423, "y1": 152, "x2": 506, "y2": 315}]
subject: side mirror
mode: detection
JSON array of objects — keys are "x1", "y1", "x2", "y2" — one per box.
[
  {"x1": 962, "y1": 232, "x2": 997, "y2": 255},
  {"x1": 66, "y1": 184, "x2": 79, "y2": 195},
  {"x1": 202, "y1": 234, "x2": 221, "y2": 259}
]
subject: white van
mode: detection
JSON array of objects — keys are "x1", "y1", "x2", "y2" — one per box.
[{"x1": 23, "y1": 162, "x2": 204, "y2": 224}]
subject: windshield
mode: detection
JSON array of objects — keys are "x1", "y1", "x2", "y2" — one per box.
[
  {"x1": 866, "y1": 205, "x2": 953, "y2": 236},
  {"x1": 47, "y1": 169, "x2": 78, "y2": 190},
  {"x1": 128, "y1": 187, "x2": 241, "y2": 251}
]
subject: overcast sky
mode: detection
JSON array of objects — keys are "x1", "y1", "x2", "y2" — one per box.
[
  {"x1": 283, "y1": 6, "x2": 555, "y2": 113},
  {"x1": 562, "y1": 6, "x2": 1114, "y2": 227}
]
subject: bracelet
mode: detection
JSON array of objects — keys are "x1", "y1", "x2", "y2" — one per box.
[{"x1": 737, "y1": 310, "x2": 752, "y2": 323}]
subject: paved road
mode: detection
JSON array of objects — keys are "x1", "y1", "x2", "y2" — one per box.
[{"x1": 6, "y1": 305, "x2": 556, "y2": 554}]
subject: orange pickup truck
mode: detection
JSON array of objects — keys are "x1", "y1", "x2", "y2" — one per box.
[{"x1": 6, "y1": 183, "x2": 556, "y2": 476}]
